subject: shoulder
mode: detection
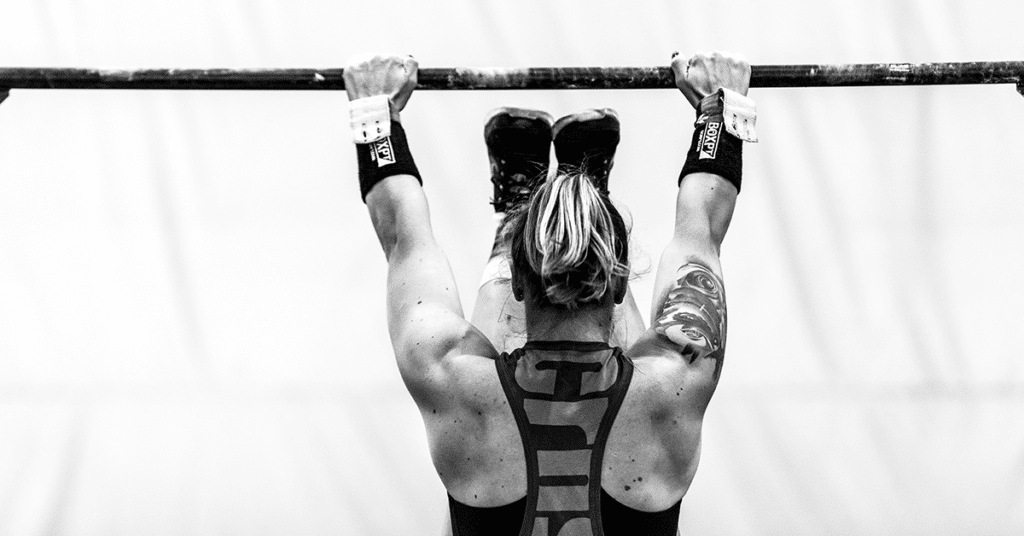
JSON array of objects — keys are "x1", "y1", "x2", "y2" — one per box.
[
  {"x1": 416, "y1": 349, "x2": 524, "y2": 502},
  {"x1": 394, "y1": 307, "x2": 500, "y2": 409}
]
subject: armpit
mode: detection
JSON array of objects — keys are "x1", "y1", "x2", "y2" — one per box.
[{"x1": 654, "y1": 262, "x2": 726, "y2": 379}]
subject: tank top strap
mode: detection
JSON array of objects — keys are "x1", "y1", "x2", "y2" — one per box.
[{"x1": 495, "y1": 342, "x2": 634, "y2": 536}]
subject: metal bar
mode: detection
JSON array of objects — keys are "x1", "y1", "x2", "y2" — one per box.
[{"x1": 0, "y1": 62, "x2": 1021, "y2": 91}]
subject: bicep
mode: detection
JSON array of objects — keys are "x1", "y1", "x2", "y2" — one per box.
[{"x1": 650, "y1": 257, "x2": 727, "y2": 381}]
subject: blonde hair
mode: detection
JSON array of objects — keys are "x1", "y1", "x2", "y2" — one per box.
[{"x1": 507, "y1": 171, "x2": 629, "y2": 309}]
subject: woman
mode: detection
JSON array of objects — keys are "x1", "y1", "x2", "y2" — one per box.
[{"x1": 345, "y1": 50, "x2": 752, "y2": 536}]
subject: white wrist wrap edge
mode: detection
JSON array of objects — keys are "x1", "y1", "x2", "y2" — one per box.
[
  {"x1": 721, "y1": 88, "x2": 758, "y2": 143},
  {"x1": 349, "y1": 95, "x2": 392, "y2": 144}
]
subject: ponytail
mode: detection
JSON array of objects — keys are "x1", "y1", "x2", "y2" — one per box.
[{"x1": 507, "y1": 172, "x2": 629, "y2": 309}]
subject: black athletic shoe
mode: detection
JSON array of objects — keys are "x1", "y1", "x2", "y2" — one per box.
[
  {"x1": 552, "y1": 108, "x2": 620, "y2": 194},
  {"x1": 485, "y1": 107, "x2": 553, "y2": 213}
]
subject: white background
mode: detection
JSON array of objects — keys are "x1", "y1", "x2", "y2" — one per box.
[{"x1": 1, "y1": 0, "x2": 1023, "y2": 534}]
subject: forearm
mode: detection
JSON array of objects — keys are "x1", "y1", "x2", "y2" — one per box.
[
  {"x1": 674, "y1": 172, "x2": 737, "y2": 253},
  {"x1": 365, "y1": 174, "x2": 433, "y2": 260}
]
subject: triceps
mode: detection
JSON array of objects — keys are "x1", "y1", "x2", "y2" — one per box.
[{"x1": 653, "y1": 261, "x2": 727, "y2": 380}]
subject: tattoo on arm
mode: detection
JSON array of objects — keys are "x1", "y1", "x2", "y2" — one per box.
[{"x1": 654, "y1": 262, "x2": 726, "y2": 380}]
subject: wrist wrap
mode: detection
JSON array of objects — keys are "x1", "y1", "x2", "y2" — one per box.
[
  {"x1": 349, "y1": 94, "x2": 392, "y2": 144},
  {"x1": 679, "y1": 89, "x2": 749, "y2": 193},
  {"x1": 355, "y1": 121, "x2": 421, "y2": 201}
]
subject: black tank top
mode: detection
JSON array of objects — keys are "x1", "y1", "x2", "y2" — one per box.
[{"x1": 448, "y1": 340, "x2": 681, "y2": 536}]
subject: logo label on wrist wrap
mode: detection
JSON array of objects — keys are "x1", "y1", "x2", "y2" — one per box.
[
  {"x1": 371, "y1": 136, "x2": 396, "y2": 167},
  {"x1": 698, "y1": 121, "x2": 721, "y2": 160}
]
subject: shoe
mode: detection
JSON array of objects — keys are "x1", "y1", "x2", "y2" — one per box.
[
  {"x1": 485, "y1": 107, "x2": 553, "y2": 213},
  {"x1": 552, "y1": 108, "x2": 620, "y2": 194}
]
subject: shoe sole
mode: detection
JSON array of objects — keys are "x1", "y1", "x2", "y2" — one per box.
[
  {"x1": 485, "y1": 107, "x2": 554, "y2": 129},
  {"x1": 551, "y1": 108, "x2": 618, "y2": 139}
]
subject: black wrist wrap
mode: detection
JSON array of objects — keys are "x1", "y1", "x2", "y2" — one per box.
[
  {"x1": 679, "y1": 90, "x2": 743, "y2": 193},
  {"x1": 356, "y1": 121, "x2": 422, "y2": 201}
]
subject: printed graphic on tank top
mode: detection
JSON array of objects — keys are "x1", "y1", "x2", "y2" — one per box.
[{"x1": 494, "y1": 340, "x2": 634, "y2": 536}]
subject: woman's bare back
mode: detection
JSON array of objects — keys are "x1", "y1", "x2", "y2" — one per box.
[{"x1": 424, "y1": 332, "x2": 717, "y2": 515}]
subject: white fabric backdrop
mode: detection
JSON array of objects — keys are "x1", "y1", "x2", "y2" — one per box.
[{"x1": 1, "y1": 0, "x2": 1022, "y2": 534}]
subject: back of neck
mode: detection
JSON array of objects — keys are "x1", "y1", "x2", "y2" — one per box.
[{"x1": 524, "y1": 302, "x2": 614, "y2": 343}]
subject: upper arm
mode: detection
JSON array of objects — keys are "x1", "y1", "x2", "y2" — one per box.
[
  {"x1": 646, "y1": 173, "x2": 735, "y2": 382},
  {"x1": 650, "y1": 261, "x2": 727, "y2": 382},
  {"x1": 390, "y1": 303, "x2": 497, "y2": 408},
  {"x1": 367, "y1": 176, "x2": 497, "y2": 404}
]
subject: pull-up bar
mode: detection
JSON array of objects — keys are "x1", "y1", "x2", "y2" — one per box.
[{"x1": 0, "y1": 62, "x2": 1022, "y2": 94}]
